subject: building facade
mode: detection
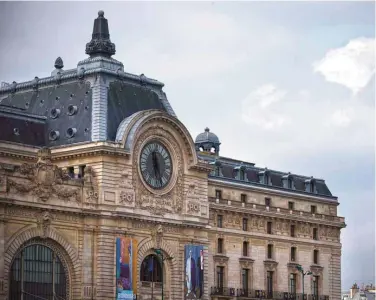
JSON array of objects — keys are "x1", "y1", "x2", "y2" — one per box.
[{"x1": 0, "y1": 11, "x2": 345, "y2": 300}]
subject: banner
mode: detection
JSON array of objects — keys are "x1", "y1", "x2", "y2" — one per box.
[
  {"x1": 116, "y1": 237, "x2": 138, "y2": 300},
  {"x1": 184, "y1": 245, "x2": 204, "y2": 299}
]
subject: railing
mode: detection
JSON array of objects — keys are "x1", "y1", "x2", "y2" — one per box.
[
  {"x1": 211, "y1": 286, "x2": 236, "y2": 296},
  {"x1": 211, "y1": 289, "x2": 329, "y2": 300},
  {"x1": 208, "y1": 197, "x2": 345, "y2": 223}
]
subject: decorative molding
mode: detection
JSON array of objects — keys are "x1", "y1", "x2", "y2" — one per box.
[
  {"x1": 239, "y1": 257, "x2": 255, "y2": 269},
  {"x1": 263, "y1": 259, "x2": 278, "y2": 271},
  {"x1": 6, "y1": 148, "x2": 81, "y2": 202},
  {"x1": 213, "y1": 254, "x2": 229, "y2": 264}
]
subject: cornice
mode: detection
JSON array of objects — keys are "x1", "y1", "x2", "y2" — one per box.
[
  {"x1": 209, "y1": 203, "x2": 345, "y2": 228},
  {"x1": 50, "y1": 142, "x2": 130, "y2": 160}
]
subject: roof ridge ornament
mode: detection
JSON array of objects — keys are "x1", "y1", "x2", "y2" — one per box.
[
  {"x1": 85, "y1": 10, "x2": 116, "y2": 58},
  {"x1": 54, "y1": 57, "x2": 64, "y2": 69}
]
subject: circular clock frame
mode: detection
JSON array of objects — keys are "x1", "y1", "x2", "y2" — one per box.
[{"x1": 137, "y1": 138, "x2": 177, "y2": 195}]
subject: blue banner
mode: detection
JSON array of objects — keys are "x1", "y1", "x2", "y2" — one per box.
[{"x1": 184, "y1": 244, "x2": 204, "y2": 299}]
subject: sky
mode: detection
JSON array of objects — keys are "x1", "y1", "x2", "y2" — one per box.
[{"x1": 0, "y1": 1, "x2": 374, "y2": 290}]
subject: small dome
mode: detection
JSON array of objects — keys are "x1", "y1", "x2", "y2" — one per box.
[{"x1": 195, "y1": 127, "x2": 220, "y2": 144}]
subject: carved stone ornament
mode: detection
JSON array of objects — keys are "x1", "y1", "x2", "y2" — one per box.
[
  {"x1": 151, "y1": 224, "x2": 164, "y2": 248},
  {"x1": 264, "y1": 260, "x2": 278, "y2": 271},
  {"x1": 187, "y1": 201, "x2": 200, "y2": 214},
  {"x1": 239, "y1": 257, "x2": 255, "y2": 269},
  {"x1": 213, "y1": 254, "x2": 229, "y2": 265},
  {"x1": 83, "y1": 166, "x2": 98, "y2": 207},
  {"x1": 310, "y1": 265, "x2": 324, "y2": 275},
  {"x1": 7, "y1": 148, "x2": 81, "y2": 202},
  {"x1": 117, "y1": 169, "x2": 134, "y2": 206},
  {"x1": 36, "y1": 211, "x2": 53, "y2": 238},
  {"x1": 0, "y1": 174, "x2": 6, "y2": 192},
  {"x1": 132, "y1": 124, "x2": 184, "y2": 216}
]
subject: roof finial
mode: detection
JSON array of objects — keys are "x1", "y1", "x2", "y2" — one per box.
[
  {"x1": 205, "y1": 127, "x2": 210, "y2": 132},
  {"x1": 54, "y1": 57, "x2": 64, "y2": 69},
  {"x1": 85, "y1": 10, "x2": 116, "y2": 58}
]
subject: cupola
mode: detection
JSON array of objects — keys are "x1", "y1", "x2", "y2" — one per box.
[{"x1": 195, "y1": 127, "x2": 221, "y2": 155}]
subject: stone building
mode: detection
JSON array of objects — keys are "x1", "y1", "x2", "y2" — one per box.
[{"x1": 0, "y1": 11, "x2": 345, "y2": 300}]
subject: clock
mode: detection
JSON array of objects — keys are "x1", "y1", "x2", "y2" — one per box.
[{"x1": 139, "y1": 141, "x2": 172, "y2": 189}]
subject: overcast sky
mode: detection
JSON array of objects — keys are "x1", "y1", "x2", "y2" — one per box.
[{"x1": 0, "y1": 1, "x2": 374, "y2": 290}]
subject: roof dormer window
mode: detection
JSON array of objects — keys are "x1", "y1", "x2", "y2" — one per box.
[
  {"x1": 259, "y1": 168, "x2": 271, "y2": 185},
  {"x1": 210, "y1": 160, "x2": 223, "y2": 177},
  {"x1": 235, "y1": 164, "x2": 247, "y2": 181},
  {"x1": 305, "y1": 177, "x2": 317, "y2": 194},
  {"x1": 282, "y1": 173, "x2": 295, "y2": 190}
]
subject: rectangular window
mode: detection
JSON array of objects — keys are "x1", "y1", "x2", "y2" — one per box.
[
  {"x1": 265, "y1": 197, "x2": 271, "y2": 207},
  {"x1": 217, "y1": 215, "x2": 223, "y2": 228},
  {"x1": 313, "y1": 250, "x2": 319, "y2": 264},
  {"x1": 289, "y1": 273, "x2": 297, "y2": 294},
  {"x1": 313, "y1": 276, "x2": 319, "y2": 296},
  {"x1": 241, "y1": 194, "x2": 247, "y2": 203},
  {"x1": 242, "y1": 218, "x2": 248, "y2": 231},
  {"x1": 215, "y1": 190, "x2": 222, "y2": 199},
  {"x1": 217, "y1": 266, "x2": 224, "y2": 288},
  {"x1": 267, "y1": 244, "x2": 273, "y2": 259},
  {"x1": 290, "y1": 247, "x2": 296, "y2": 262},
  {"x1": 267, "y1": 271, "x2": 273, "y2": 298},
  {"x1": 311, "y1": 205, "x2": 317, "y2": 214},
  {"x1": 239, "y1": 170, "x2": 245, "y2": 180},
  {"x1": 267, "y1": 222, "x2": 272, "y2": 234},
  {"x1": 242, "y1": 241, "x2": 248, "y2": 257},
  {"x1": 242, "y1": 269, "x2": 249, "y2": 290},
  {"x1": 218, "y1": 238, "x2": 224, "y2": 254},
  {"x1": 78, "y1": 165, "x2": 86, "y2": 179},
  {"x1": 290, "y1": 225, "x2": 295, "y2": 237},
  {"x1": 313, "y1": 228, "x2": 318, "y2": 240},
  {"x1": 288, "y1": 201, "x2": 294, "y2": 210},
  {"x1": 67, "y1": 167, "x2": 74, "y2": 178}
]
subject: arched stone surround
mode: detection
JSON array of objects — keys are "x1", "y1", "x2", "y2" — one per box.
[
  {"x1": 137, "y1": 237, "x2": 180, "y2": 299},
  {"x1": 4, "y1": 225, "x2": 81, "y2": 300}
]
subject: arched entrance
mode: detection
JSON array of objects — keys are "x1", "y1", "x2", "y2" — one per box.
[{"x1": 9, "y1": 244, "x2": 68, "y2": 300}]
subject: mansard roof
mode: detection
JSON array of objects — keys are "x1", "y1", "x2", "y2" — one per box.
[
  {"x1": 199, "y1": 153, "x2": 336, "y2": 199},
  {"x1": 0, "y1": 11, "x2": 175, "y2": 148}
]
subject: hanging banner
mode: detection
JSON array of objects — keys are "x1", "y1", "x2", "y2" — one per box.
[
  {"x1": 116, "y1": 237, "x2": 138, "y2": 300},
  {"x1": 184, "y1": 244, "x2": 204, "y2": 299}
]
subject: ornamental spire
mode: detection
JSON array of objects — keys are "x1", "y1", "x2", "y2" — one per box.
[{"x1": 85, "y1": 10, "x2": 116, "y2": 58}]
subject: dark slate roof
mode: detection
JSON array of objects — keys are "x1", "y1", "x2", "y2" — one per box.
[
  {"x1": 107, "y1": 81, "x2": 167, "y2": 140},
  {"x1": 0, "y1": 11, "x2": 175, "y2": 147},
  {"x1": 195, "y1": 127, "x2": 220, "y2": 144},
  {"x1": 0, "y1": 81, "x2": 92, "y2": 147},
  {"x1": 199, "y1": 153, "x2": 336, "y2": 199}
]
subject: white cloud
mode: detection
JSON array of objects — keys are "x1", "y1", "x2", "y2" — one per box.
[
  {"x1": 119, "y1": 8, "x2": 292, "y2": 81},
  {"x1": 330, "y1": 108, "x2": 354, "y2": 127},
  {"x1": 313, "y1": 37, "x2": 375, "y2": 94},
  {"x1": 241, "y1": 84, "x2": 289, "y2": 130}
]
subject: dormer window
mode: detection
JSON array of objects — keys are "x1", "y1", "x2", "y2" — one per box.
[
  {"x1": 210, "y1": 160, "x2": 223, "y2": 177},
  {"x1": 235, "y1": 164, "x2": 247, "y2": 181},
  {"x1": 282, "y1": 173, "x2": 295, "y2": 190},
  {"x1": 305, "y1": 177, "x2": 317, "y2": 194},
  {"x1": 259, "y1": 168, "x2": 271, "y2": 185}
]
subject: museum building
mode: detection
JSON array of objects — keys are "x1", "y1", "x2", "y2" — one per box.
[{"x1": 0, "y1": 11, "x2": 345, "y2": 300}]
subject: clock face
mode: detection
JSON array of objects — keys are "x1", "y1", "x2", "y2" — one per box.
[{"x1": 139, "y1": 141, "x2": 172, "y2": 189}]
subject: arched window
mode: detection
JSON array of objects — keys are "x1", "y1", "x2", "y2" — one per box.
[
  {"x1": 9, "y1": 244, "x2": 67, "y2": 300},
  {"x1": 140, "y1": 254, "x2": 162, "y2": 283}
]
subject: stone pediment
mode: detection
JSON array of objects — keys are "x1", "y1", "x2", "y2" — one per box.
[
  {"x1": 213, "y1": 254, "x2": 229, "y2": 264},
  {"x1": 310, "y1": 264, "x2": 324, "y2": 275},
  {"x1": 264, "y1": 259, "x2": 278, "y2": 271},
  {"x1": 1, "y1": 148, "x2": 82, "y2": 202}
]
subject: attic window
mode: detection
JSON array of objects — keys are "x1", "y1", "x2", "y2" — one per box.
[
  {"x1": 215, "y1": 166, "x2": 221, "y2": 176},
  {"x1": 259, "y1": 169, "x2": 271, "y2": 185},
  {"x1": 239, "y1": 169, "x2": 245, "y2": 180},
  {"x1": 282, "y1": 173, "x2": 294, "y2": 190},
  {"x1": 305, "y1": 178, "x2": 317, "y2": 194}
]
